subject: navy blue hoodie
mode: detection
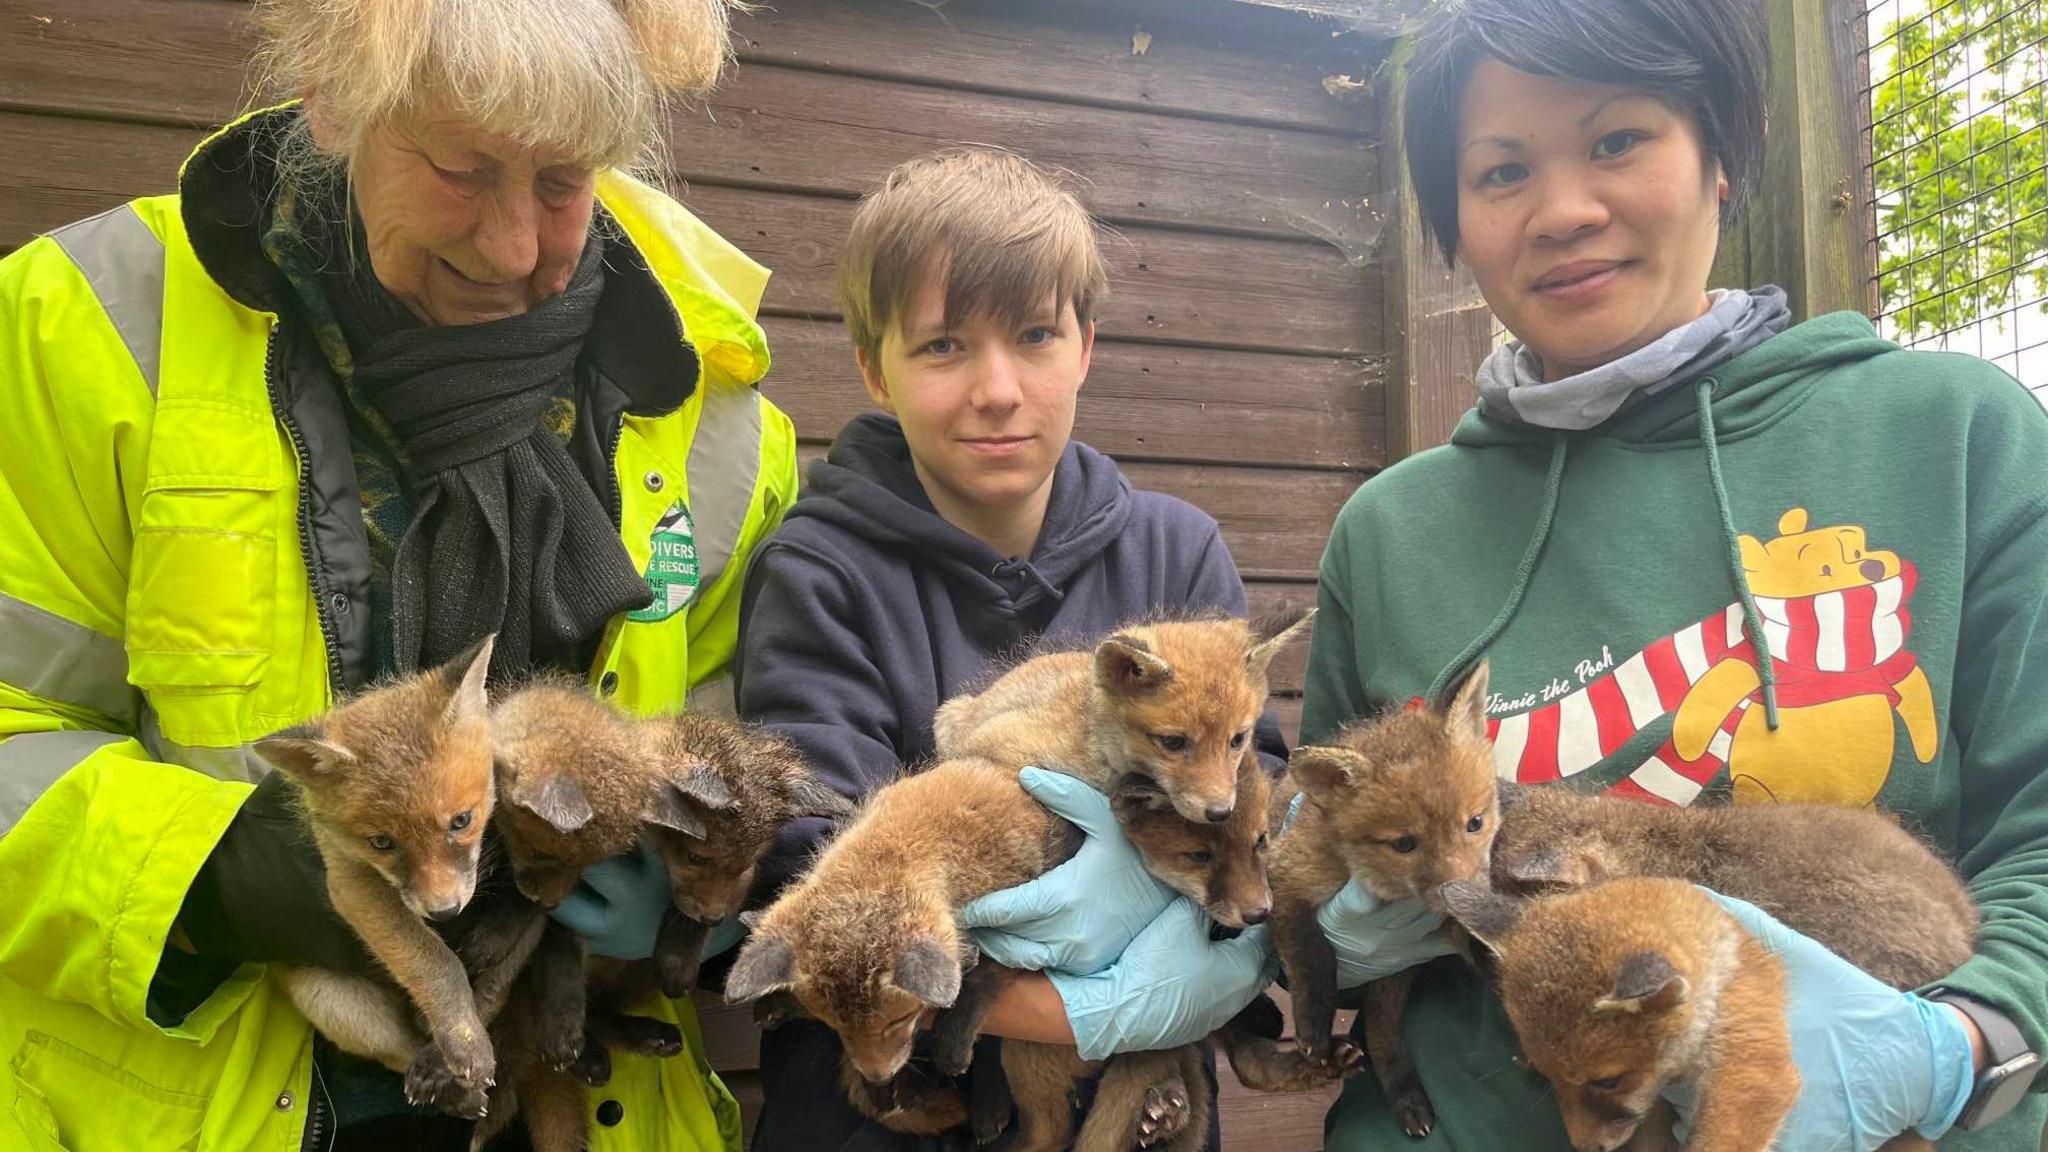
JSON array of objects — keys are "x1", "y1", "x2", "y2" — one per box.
[{"x1": 734, "y1": 412, "x2": 1285, "y2": 1152}]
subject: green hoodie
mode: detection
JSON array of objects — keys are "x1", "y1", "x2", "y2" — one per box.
[{"x1": 1305, "y1": 312, "x2": 2048, "y2": 1151}]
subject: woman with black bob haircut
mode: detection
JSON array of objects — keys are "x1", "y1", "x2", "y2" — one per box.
[{"x1": 1299, "y1": 0, "x2": 2048, "y2": 1148}]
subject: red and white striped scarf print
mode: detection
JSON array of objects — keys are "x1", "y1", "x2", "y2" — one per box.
[{"x1": 1481, "y1": 563, "x2": 1920, "y2": 806}]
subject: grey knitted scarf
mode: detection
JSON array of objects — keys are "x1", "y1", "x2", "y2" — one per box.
[{"x1": 339, "y1": 237, "x2": 652, "y2": 682}]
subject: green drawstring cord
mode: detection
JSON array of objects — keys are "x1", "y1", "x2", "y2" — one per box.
[
  {"x1": 1696, "y1": 378, "x2": 1781, "y2": 730},
  {"x1": 1425, "y1": 436, "x2": 1569, "y2": 707},
  {"x1": 1425, "y1": 382, "x2": 1779, "y2": 730}
]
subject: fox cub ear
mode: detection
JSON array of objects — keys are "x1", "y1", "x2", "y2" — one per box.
[
  {"x1": 1441, "y1": 879, "x2": 1524, "y2": 948},
  {"x1": 891, "y1": 936, "x2": 962, "y2": 1008},
  {"x1": 439, "y1": 632, "x2": 497, "y2": 725},
  {"x1": 1287, "y1": 745, "x2": 1370, "y2": 806},
  {"x1": 645, "y1": 783, "x2": 710, "y2": 840},
  {"x1": 1246, "y1": 608, "x2": 1317, "y2": 679},
  {"x1": 509, "y1": 771, "x2": 595, "y2": 834},
  {"x1": 1110, "y1": 777, "x2": 1174, "y2": 819},
  {"x1": 680, "y1": 761, "x2": 736, "y2": 811},
  {"x1": 1500, "y1": 845, "x2": 1598, "y2": 892},
  {"x1": 726, "y1": 932, "x2": 797, "y2": 1003},
  {"x1": 254, "y1": 724, "x2": 358, "y2": 783},
  {"x1": 1443, "y1": 659, "x2": 1492, "y2": 745},
  {"x1": 1096, "y1": 634, "x2": 1173, "y2": 695},
  {"x1": 787, "y1": 774, "x2": 855, "y2": 822},
  {"x1": 1594, "y1": 952, "x2": 1689, "y2": 1016}
]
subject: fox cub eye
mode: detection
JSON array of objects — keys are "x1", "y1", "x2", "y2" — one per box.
[
  {"x1": 1466, "y1": 813, "x2": 1486, "y2": 834},
  {"x1": 1153, "y1": 733, "x2": 1190, "y2": 753},
  {"x1": 367, "y1": 833, "x2": 397, "y2": 852},
  {"x1": 1389, "y1": 835, "x2": 1418, "y2": 854},
  {"x1": 1588, "y1": 1074, "x2": 1624, "y2": 1091},
  {"x1": 449, "y1": 810, "x2": 474, "y2": 833},
  {"x1": 1254, "y1": 833, "x2": 1269, "y2": 851},
  {"x1": 1229, "y1": 729, "x2": 1250, "y2": 750},
  {"x1": 1184, "y1": 849, "x2": 1215, "y2": 864}
]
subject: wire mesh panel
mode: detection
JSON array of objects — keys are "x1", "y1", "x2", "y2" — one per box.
[{"x1": 1864, "y1": 0, "x2": 2048, "y2": 392}]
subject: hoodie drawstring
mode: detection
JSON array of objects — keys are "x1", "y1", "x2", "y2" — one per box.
[
  {"x1": 991, "y1": 557, "x2": 1064, "y2": 604},
  {"x1": 1696, "y1": 379, "x2": 1781, "y2": 730},
  {"x1": 1424, "y1": 384, "x2": 1781, "y2": 732},
  {"x1": 1425, "y1": 436, "x2": 1569, "y2": 707}
]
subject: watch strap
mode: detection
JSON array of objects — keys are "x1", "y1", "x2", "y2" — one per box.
[
  {"x1": 1926, "y1": 988, "x2": 2042, "y2": 1130},
  {"x1": 1929, "y1": 989, "x2": 2029, "y2": 1065}
]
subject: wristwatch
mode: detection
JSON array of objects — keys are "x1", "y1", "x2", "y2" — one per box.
[{"x1": 1925, "y1": 989, "x2": 2042, "y2": 1130}]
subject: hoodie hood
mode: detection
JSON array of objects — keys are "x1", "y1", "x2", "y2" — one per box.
[{"x1": 787, "y1": 412, "x2": 1134, "y2": 615}]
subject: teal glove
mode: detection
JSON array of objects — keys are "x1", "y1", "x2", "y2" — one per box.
[
  {"x1": 701, "y1": 914, "x2": 747, "y2": 962},
  {"x1": 1665, "y1": 891, "x2": 1976, "y2": 1151},
  {"x1": 550, "y1": 841, "x2": 673, "y2": 960},
  {"x1": 957, "y1": 767, "x2": 1177, "y2": 976},
  {"x1": 1049, "y1": 896, "x2": 1280, "y2": 1060},
  {"x1": 1317, "y1": 878, "x2": 1461, "y2": 990}
]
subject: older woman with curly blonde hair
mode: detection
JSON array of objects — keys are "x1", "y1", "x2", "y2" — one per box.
[{"x1": 0, "y1": 1, "x2": 797, "y2": 1148}]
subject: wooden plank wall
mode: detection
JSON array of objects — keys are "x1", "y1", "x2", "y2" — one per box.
[{"x1": 0, "y1": 0, "x2": 1396, "y2": 1146}]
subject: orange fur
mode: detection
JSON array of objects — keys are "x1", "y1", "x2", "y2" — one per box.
[
  {"x1": 727, "y1": 756, "x2": 1077, "y2": 1084},
  {"x1": 1255, "y1": 662, "x2": 1498, "y2": 1109},
  {"x1": 1449, "y1": 877, "x2": 1799, "y2": 1152},
  {"x1": 257, "y1": 636, "x2": 502, "y2": 1110},
  {"x1": 935, "y1": 613, "x2": 1313, "y2": 825}
]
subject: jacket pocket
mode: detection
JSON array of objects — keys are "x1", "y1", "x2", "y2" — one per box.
[
  {"x1": 125, "y1": 489, "x2": 279, "y2": 692},
  {"x1": 8, "y1": 1030, "x2": 205, "y2": 1151}
]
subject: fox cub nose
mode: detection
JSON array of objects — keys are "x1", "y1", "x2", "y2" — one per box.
[
  {"x1": 1241, "y1": 906, "x2": 1271, "y2": 925},
  {"x1": 424, "y1": 902, "x2": 465, "y2": 923},
  {"x1": 1203, "y1": 802, "x2": 1234, "y2": 823}
]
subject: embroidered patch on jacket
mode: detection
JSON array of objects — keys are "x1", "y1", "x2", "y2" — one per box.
[{"x1": 629, "y1": 501, "x2": 701, "y2": 622}]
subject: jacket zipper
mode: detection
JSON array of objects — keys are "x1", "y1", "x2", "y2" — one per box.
[
  {"x1": 299, "y1": 1053, "x2": 333, "y2": 1152},
  {"x1": 605, "y1": 413, "x2": 626, "y2": 529},
  {"x1": 263, "y1": 324, "x2": 343, "y2": 696}
]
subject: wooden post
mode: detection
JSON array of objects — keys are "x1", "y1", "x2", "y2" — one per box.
[
  {"x1": 1745, "y1": 0, "x2": 1876, "y2": 319},
  {"x1": 1380, "y1": 38, "x2": 1493, "y2": 461}
]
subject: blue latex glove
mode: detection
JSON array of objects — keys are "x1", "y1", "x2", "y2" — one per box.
[
  {"x1": 550, "y1": 841, "x2": 673, "y2": 960},
  {"x1": 1664, "y1": 891, "x2": 1976, "y2": 1151},
  {"x1": 701, "y1": 914, "x2": 747, "y2": 962},
  {"x1": 1049, "y1": 896, "x2": 1280, "y2": 1060},
  {"x1": 1316, "y1": 878, "x2": 1461, "y2": 990},
  {"x1": 957, "y1": 767, "x2": 1177, "y2": 976}
]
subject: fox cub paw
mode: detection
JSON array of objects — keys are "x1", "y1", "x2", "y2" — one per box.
[
  {"x1": 1138, "y1": 1078, "x2": 1191, "y2": 1147},
  {"x1": 404, "y1": 1046, "x2": 490, "y2": 1120},
  {"x1": 609, "y1": 1014, "x2": 686, "y2": 1059},
  {"x1": 1321, "y1": 1037, "x2": 1366, "y2": 1077},
  {"x1": 1391, "y1": 1083, "x2": 1436, "y2": 1140},
  {"x1": 535, "y1": 1016, "x2": 586, "y2": 1071},
  {"x1": 658, "y1": 948, "x2": 705, "y2": 999},
  {"x1": 573, "y1": 1036, "x2": 614, "y2": 1087}
]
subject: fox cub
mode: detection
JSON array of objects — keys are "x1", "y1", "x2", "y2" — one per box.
[
  {"x1": 935, "y1": 612, "x2": 1313, "y2": 824},
  {"x1": 996, "y1": 756, "x2": 1279, "y2": 1152},
  {"x1": 1253, "y1": 662, "x2": 1500, "y2": 1134},
  {"x1": 724, "y1": 756, "x2": 1083, "y2": 1085},
  {"x1": 1446, "y1": 877, "x2": 1803, "y2": 1152},
  {"x1": 257, "y1": 636, "x2": 503, "y2": 1110},
  {"x1": 478, "y1": 684, "x2": 849, "y2": 1152},
  {"x1": 1488, "y1": 782, "x2": 1977, "y2": 989}
]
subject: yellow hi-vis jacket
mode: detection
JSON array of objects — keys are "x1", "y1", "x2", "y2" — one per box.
[{"x1": 0, "y1": 108, "x2": 799, "y2": 1151}]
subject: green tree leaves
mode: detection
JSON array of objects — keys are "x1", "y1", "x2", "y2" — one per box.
[{"x1": 1870, "y1": 0, "x2": 2046, "y2": 338}]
